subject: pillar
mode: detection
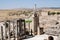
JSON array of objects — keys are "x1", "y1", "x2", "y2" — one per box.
[
  {"x1": 1, "y1": 26, "x2": 3, "y2": 40},
  {"x1": 34, "y1": 13, "x2": 39, "y2": 35},
  {"x1": 5, "y1": 22, "x2": 7, "y2": 40},
  {"x1": 13, "y1": 21, "x2": 15, "y2": 40},
  {"x1": 7, "y1": 20, "x2": 10, "y2": 40}
]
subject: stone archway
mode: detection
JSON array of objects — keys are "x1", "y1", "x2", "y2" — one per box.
[{"x1": 48, "y1": 36, "x2": 54, "y2": 40}]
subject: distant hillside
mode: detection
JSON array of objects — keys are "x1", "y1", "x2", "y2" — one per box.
[{"x1": 0, "y1": 7, "x2": 60, "y2": 21}]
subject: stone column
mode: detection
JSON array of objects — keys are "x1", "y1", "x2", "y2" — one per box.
[
  {"x1": 1, "y1": 26, "x2": 3, "y2": 40},
  {"x1": 15, "y1": 20, "x2": 18, "y2": 40},
  {"x1": 34, "y1": 13, "x2": 39, "y2": 35},
  {"x1": 5, "y1": 22, "x2": 7, "y2": 40},
  {"x1": 24, "y1": 20, "x2": 26, "y2": 35},
  {"x1": 7, "y1": 21, "x2": 10, "y2": 40},
  {"x1": 17, "y1": 19, "x2": 20, "y2": 40},
  {"x1": 13, "y1": 21, "x2": 15, "y2": 40}
]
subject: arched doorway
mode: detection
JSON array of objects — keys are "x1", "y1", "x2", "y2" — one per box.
[{"x1": 48, "y1": 36, "x2": 54, "y2": 40}]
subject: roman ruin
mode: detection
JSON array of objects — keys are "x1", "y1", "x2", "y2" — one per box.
[{"x1": 0, "y1": 7, "x2": 60, "y2": 40}]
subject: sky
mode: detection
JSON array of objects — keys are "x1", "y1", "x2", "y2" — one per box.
[{"x1": 0, "y1": 0, "x2": 60, "y2": 9}]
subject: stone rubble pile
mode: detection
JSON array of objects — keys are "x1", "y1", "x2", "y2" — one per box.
[{"x1": 39, "y1": 15, "x2": 60, "y2": 36}]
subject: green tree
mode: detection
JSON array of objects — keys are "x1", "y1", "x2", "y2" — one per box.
[{"x1": 25, "y1": 20, "x2": 32, "y2": 32}]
